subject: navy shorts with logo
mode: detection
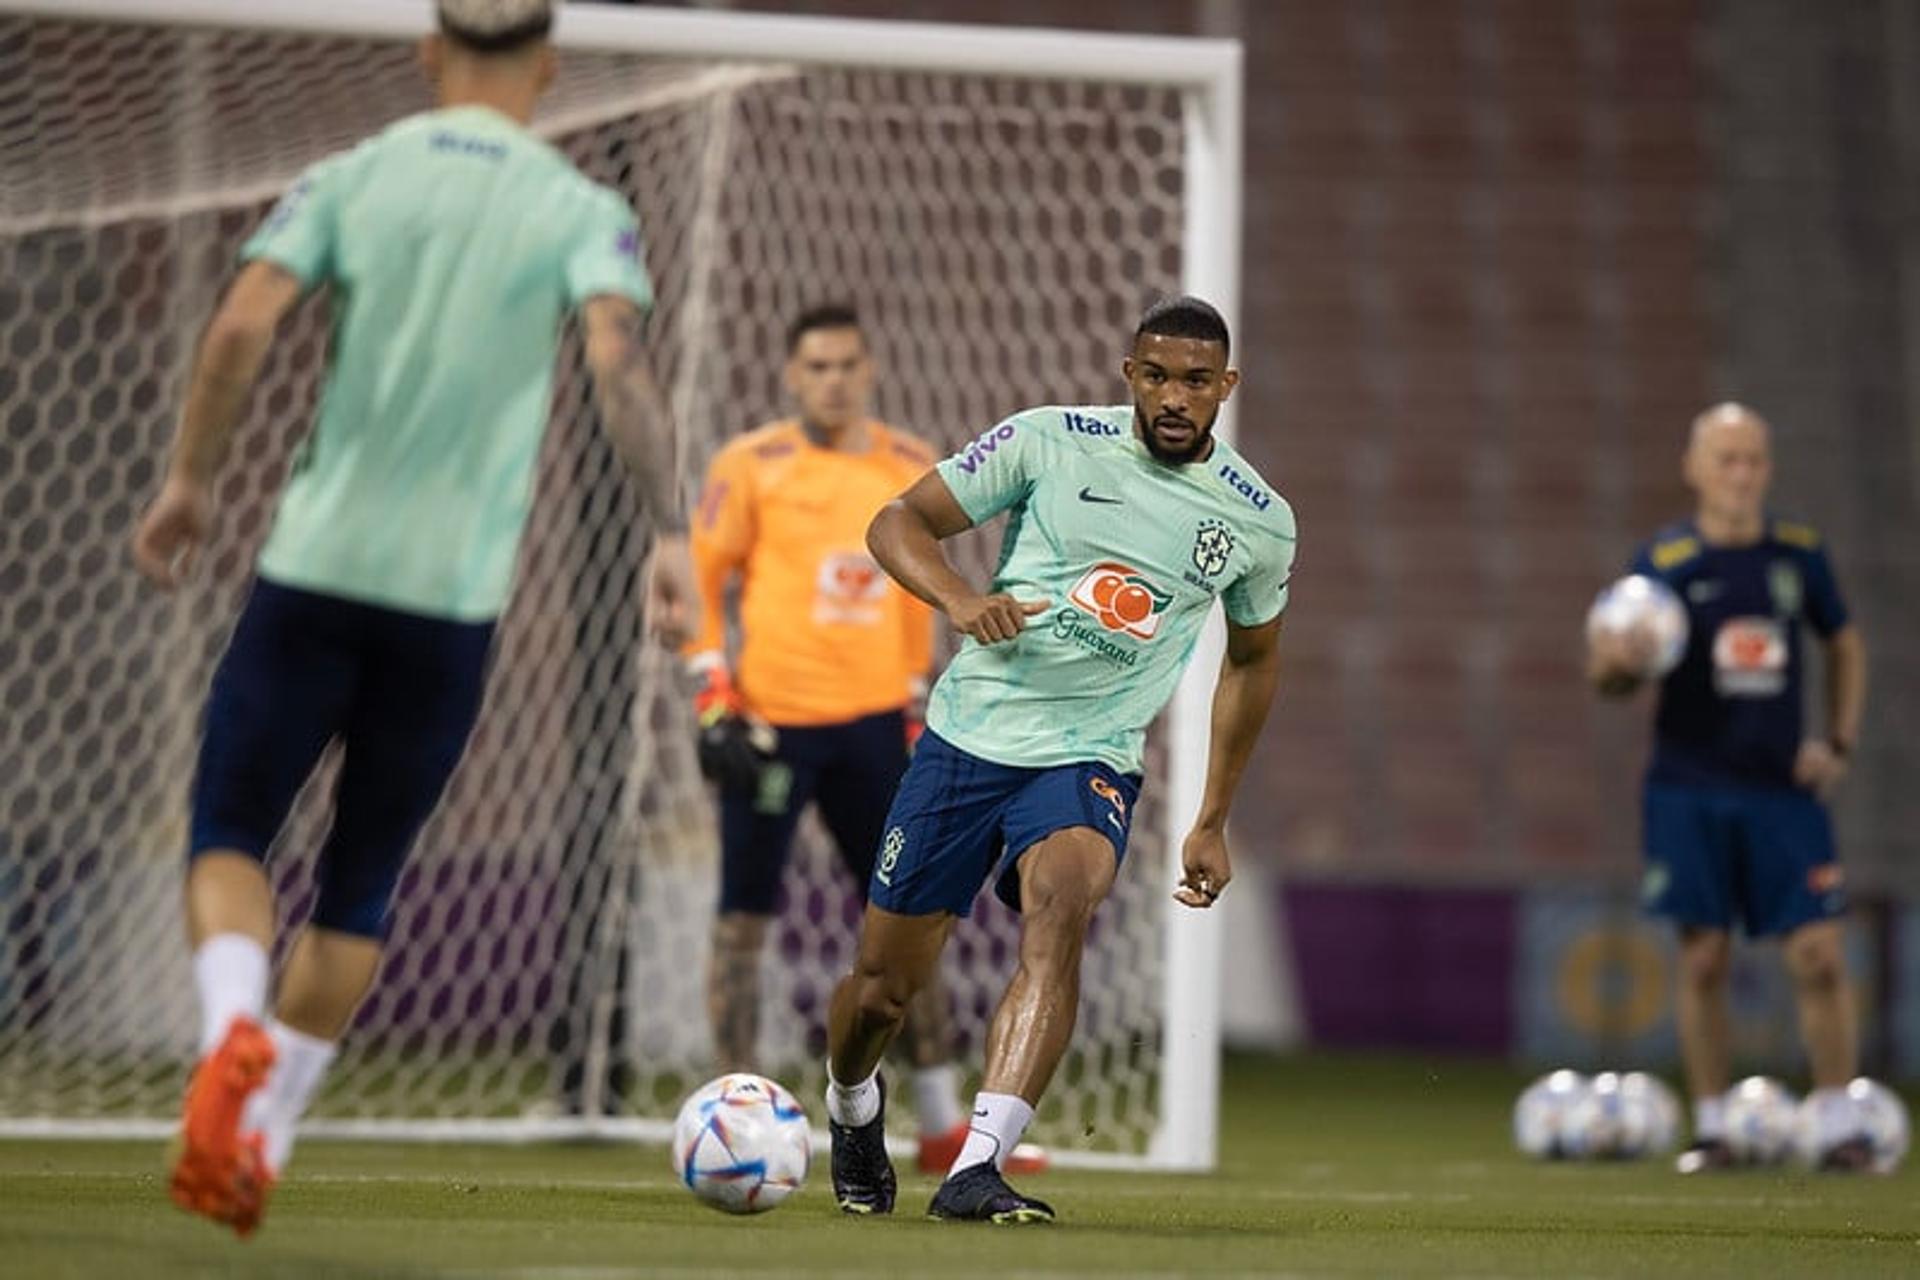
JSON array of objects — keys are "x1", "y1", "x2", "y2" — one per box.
[
  {"x1": 718, "y1": 710, "x2": 909, "y2": 915},
  {"x1": 868, "y1": 729, "x2": 1142, "y2": 918},
  {"x1": 1641, "y1": 780, "x2": 1844, "y2": 938},
  {"x1": 191, "y1": 577, "x2": 495, "y2": 938}
]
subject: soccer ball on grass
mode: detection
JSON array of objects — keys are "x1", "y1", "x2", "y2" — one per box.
[{"x1": 671, "y1": 1072, "x2": 811, "y2": 1213}]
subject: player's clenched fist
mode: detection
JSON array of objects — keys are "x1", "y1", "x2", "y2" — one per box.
[
  {"x1": 131, "y1": 475, "x2": 212, "y2": 590},
  {"x1": 947, "y1": 592, "x2": 1047, "y2": 645},
  {"x1": 1174, "y1": 825, "x2": 1232, "y2": 909}
]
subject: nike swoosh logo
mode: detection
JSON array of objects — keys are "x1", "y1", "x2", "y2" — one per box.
[
  {"x1": 1107, "y1": 814, "x2": 1122, "y2": 830},
  {"x1": 972, "y1": 1109, "x2": 989, "y2": 1118},
  {"x1": 1078, "y1": 486, "x2": 1123, "y2": 505}
]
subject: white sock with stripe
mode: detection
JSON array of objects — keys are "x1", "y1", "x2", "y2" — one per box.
[{"x1": 947, "y1": 1091, "x2": 1034, "y2": 1178}]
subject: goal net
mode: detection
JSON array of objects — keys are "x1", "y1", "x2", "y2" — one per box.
[{"x1": 0, "y1": 0, "x2": 1239, "y2": 1168}]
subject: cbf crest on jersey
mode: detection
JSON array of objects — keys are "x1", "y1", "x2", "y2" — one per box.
[
  {"x1": 1768, "y1": 560, "x2": 1803, "y2": 618},
  {"x1": 1192, "y1": 519, "x2": 1235, "y2": 578}
]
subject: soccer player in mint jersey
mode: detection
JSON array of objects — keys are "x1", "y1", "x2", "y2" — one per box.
[
  {"x1": 129, "y1": 0, "x2": 694, "y2": 1236},
  {"x1": 822, "y1": 296, "x2": 1296, "y2": 1222},
  {"x1": 1589, "y1": 403, "x2": 1869, "y2": 1174}
]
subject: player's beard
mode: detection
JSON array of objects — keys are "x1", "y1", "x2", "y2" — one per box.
[{"x1": 1135, "y1": 407, "x2": 1213, "y2": 464}]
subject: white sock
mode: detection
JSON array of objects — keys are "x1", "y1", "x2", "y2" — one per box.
[
  {"x1": 193, "y1": 933, "x2": 269, "y2": 1056},
  {"x1": 242, "y1": 1020, "x2": 338, "y2": 1174},
  {"x1": 1693, "y1": 1095, "x2": 1727, "y2": 1142},
  {"x1": 948, "y1": 1091, "x2": 1034, "y2": 1177},
  {"x1": 1807, "y1": 1086, "x2": 1861, "y2": 1151},
  {"x1": 913, "y1": 1064, "x2": 963, "y2": 1136},
  {"x1": 825, "y1": 1064, "x2": 880, "y2": 1127}
]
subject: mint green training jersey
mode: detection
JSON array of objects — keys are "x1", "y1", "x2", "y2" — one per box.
[
  {"x1": 927, "y1": 404, "x2": 1297, "y2": 774},
  {"x1": 242, "y1": 105, "x2": 654, "y2": 621}
]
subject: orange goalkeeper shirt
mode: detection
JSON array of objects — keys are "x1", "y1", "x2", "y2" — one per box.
[{"x1": 686, "y1": 420, "x2": 936, "y2": 726}]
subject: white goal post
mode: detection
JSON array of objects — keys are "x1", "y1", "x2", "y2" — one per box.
[{"x1": 0, "y1": 0, "x2": 1241, "y2": 1170}]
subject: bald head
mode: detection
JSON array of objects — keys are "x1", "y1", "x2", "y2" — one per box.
[
  {"x1": 1688, "y1": 401, "x2": 1772, "y2": 451},
  {"x1": 1684, "y1": 401, "x2": 1772, "y2": 535}
]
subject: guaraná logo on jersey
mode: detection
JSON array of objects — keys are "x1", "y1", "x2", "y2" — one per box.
[
  {"x1": 1711, "y1": 616, "x2": 1787, "y2": 698},
  {"x1": 813, "y1": 551, "x2": 889, "y2": 627},
  {"x1": 1067, "y1": 562, "x2": 1174, "y2": 640}
]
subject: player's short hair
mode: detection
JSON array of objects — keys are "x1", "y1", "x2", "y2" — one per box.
[
  {"x1": 1135, "y1": 295, "x2": 1230, "y2": 359},
  {"x1": 439, "y1": 0, "x2": 555, "y2": 55},
  {"x1": 786, "y1": 303, "x2": 864, "y2": 354}
]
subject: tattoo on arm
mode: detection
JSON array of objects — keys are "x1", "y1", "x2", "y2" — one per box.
[{"x1": 587, "y1": 299, "x2": 686, "y2": 533}]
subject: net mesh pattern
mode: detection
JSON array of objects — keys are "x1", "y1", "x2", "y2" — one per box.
[{"x1": 0, "y1": 13, "x2": 1186, "y2": 1155}]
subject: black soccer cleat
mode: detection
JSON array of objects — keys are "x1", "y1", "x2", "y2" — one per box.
[
  {"x1": 829, "y1": 1075, "x2": 896, "y2": 1215},
  {"x1": 926, "y1": 1162, "x2": 1055, "y2": 1225},
  {"x1": 1674, "y1": 1138, "x2": 1736, "y2": 1174}
]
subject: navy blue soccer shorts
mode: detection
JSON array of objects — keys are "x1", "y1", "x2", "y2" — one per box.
[
  {"x1": 1641, "y1": 780, "x2": 1845, "y2": 938},
  {"x1": 190, "y1": 576, "x2": 495, "y2": 938},
  {"x1": 867, "y1": 729, "x2": 1142, "y2": 918},
  {"x1": 718, "y1": 710, "x2": 908, "y2": 915}
]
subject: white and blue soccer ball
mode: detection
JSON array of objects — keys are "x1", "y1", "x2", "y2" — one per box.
[
  {"x1": 1514, "y1": 1069, "x2": 1592, "y2": 1159},
  {"x1": 1568, "y1": 1071, "x2": 1632, "y2": 1157},
  {"x1": 1618, "y1": 1071, "x2": 1681, "y2": 1157},
  {"x1": 1846, "y1": 1077, "x2": 1910, "y2": 1173},
  {"x1": 1724, "y1": 1075, "x2": 1799, "y2": 1165},
  {"x1": 1791, "y1": 1078, "x2": 1910, "y2": 1173},
  {"x1": 1564, "y1": 1071, "x2": 1677, "y2": 1159},
  {"x1": 671, "y1": 1073, "x2": 811, "y2": 1214},
  {"x1": 1586, "y1": 574, "x2": 1689, "y2": 677}
]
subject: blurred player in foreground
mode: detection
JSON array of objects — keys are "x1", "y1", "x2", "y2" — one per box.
[
  {"x1": 687, "y1": 303, "x2": 1042, "y2": 1174},
  {"x1": 1588, "y1": 402, "x2": 1869, "y2": 1172},
  {"x1": 129, "y1": 0, "x2": 692, "y2": 1235},
  {"x1": 822, "y1": 296, "x2": 1296, "y2": 1222}
]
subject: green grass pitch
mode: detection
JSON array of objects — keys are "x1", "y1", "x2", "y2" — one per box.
[{"x1": 3, "y1": 1054, "x2": 1916, "y2": 1278}]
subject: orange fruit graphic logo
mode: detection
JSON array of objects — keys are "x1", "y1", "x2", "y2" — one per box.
[{"x1": 1068, "y1": 562, "x2": 1175, "y2": 640}]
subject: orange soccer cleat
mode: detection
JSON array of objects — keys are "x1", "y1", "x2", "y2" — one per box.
[
  {"x1": 916, "y1": 1122, "x2": 1051, "y2": 1176},
  {"x1": 168, "y1": 1016, "x2": 277, "y2": 1238}
]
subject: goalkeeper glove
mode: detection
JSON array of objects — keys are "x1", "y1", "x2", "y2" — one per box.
[{"x1": 689, "y1": 659, "x2": 770, "y2": 793}]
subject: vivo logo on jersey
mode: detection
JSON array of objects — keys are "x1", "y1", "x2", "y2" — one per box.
[
  {"x1": 955, "y1": 422, "x2": 1018, "y2": 475},
  {"x1": 1218, "y1": 463, "x2": 1271, "y2": 511},
  {"x1": 1062, "y1": 411, "x2": 1121, "y2": 437}
]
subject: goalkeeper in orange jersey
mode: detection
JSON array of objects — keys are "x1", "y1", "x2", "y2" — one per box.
[{"x1": 686, "y1": 303, "x2": 1042, "y2": 1174}]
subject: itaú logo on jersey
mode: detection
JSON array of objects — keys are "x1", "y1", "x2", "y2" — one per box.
[
  {"x1": 1217, "y1": 462, "x2": 1272, "y2": 511},
  {"x1": 1066, "y1": 562, "x2": 1174, "y2": 640}
]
